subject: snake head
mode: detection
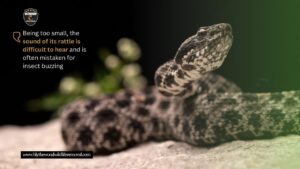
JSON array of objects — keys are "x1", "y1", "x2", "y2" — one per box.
[{"x1": 175, "y1": 23, "x2": 233, "y2": 73}]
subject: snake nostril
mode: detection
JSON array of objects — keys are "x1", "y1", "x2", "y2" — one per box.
[{"x1": 197, "y1": 30, "x2": 207, "y2": 37}]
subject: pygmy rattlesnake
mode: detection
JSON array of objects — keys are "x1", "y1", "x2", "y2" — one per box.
[{"x1": 61, "y1": 23, "x2": 300, "y2": 154}]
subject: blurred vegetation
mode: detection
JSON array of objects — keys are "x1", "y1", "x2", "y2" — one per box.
[{"x1": 27, "y1": 38, "x2": 147, "y2": 117}]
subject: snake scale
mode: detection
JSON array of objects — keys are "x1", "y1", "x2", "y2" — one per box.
[{"x1": 61, "y1": 23, "x2": 300, "y2": 155}]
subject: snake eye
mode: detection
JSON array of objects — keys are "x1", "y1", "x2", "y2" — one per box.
[{"x1": 197, "y1": 30, "x2": 207, "y2": 37}]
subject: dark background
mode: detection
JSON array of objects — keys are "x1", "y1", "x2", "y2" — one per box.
[{"x1": 1, "y1": 0, "x2": 300, "y2": 125}]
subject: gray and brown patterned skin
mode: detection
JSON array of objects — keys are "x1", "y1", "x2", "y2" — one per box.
[{"x1": 61, "y1": 23, "x2": 300, "y2": 155}]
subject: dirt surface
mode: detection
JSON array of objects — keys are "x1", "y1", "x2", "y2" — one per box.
[{"x1": 1, "y1": 120, "x2": 300, "y2": 169}]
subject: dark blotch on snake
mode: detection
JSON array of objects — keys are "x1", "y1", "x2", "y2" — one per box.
[
  {"x1": 170, "y1": 64, "x2": 178, "y2": 71},
  {"x1": 207, "y1": 93, "x2": 216, "y2": 102},
  {"x1": 193, "y1": 114, "x2": 207, "y2": 132},
  {"x1": 181, "y1": 64, "x2": 196, "y2": 71},
  {"x1": 116, "y1": 99, "x2": 131, "y2": 108},
  {"x1": 104, "y1": 128, "x2": 121, "y2": 144},
  {"x1": 248, "y1": 113, "x2": 261, "y2": 129},
  {"x1": 137, "y1": 106, "x2": 150, "y2": 116},
  {"x1": 198, "y1": 81, "x2": 209, "y2": 93},
  {"x1": 216, "y1": 87, "x2": 225, "y2": 93},
  {"x1": 159, "y1": 90, "x2": 173, "y2": 97},
  {"x1": 128, "y1": 120, "x2": 145, "y2": 133},
  {"x1": 268, "y1": 109, "x2": 285, "y2": 124},
  {"x1": 96, "y1": 109, "x2": 117, "y2": 123},
  {"x1": 78, "y1": 126, "x2": 93, "y2": 146},
  {"x1": 165, "y1": 74, "x2": 178, "y2": 87},
  {"x1": 182, "y1": 95, "x2": 196, "y2": 116},
  {"x1": 212, "y1": 125, "x2": 234, "y2": 142},
  {"x1": 67, "y1": 111, "x2": 80, "y2": 124},
  {"x1": 222, "y1": 110, "x2": 241, "y2": 125},
  {"x1": 144, "y1": 96, "x2": 155, "y2": 105},
  {"x1": 176, "y1": 69, "x2": 185, "y2": 79},
  {"x1": 284, "y1": 98, "x2": 298, "y2": 107},
  {"x1": 159, "y1": 100, "x2": 170, "y2": 110}
]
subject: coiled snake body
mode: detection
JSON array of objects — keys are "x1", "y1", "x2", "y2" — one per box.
[{"x1": 61, "y1": 23, "x2": 300, "y2": 154}]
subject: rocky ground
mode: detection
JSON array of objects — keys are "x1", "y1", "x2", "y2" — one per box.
[{"x1": 0, "y1": 120, "x2": 300, "y2": 169}]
